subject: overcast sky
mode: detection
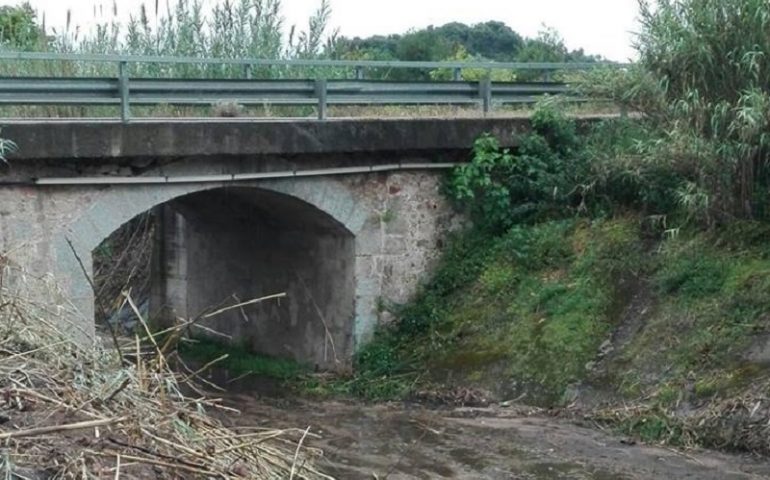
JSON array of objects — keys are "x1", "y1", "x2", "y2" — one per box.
[{"x1": 7, "y1": 0, "x2": 641, "y2": 61}]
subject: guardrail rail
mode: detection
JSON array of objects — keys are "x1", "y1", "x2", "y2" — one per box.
[{"x1": 0, "y1": 52, "x2": 626, "y2": 121}]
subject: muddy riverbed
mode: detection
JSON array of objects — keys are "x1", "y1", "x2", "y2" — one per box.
[{"x1": 212, "y1": 389, "x2": 770, "y2": 480}]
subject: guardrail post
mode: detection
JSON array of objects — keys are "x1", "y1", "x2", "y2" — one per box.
[
  {"x1": 479, "y1": 78, "x2": 492, "y2": 116},
  {"x1": 355, "y1": 66, "x2": 364, "y2": 80},
  {"x1": 315, "y1": 78, "x2": 328, "y2": 120},
  {"x1": 243, "y1": 64, "x2": 253, "y2": 79},
  {"x1": 452, "y1": 67, "x2": 462, "y2": 81},
  {"x1": 118, "y1": 61, "x2": 130, "y2": 123},
  {"x1": 544, "y1": 70, "x2": 552, "y2": 82}
]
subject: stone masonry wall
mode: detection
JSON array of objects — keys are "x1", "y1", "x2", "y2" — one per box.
[{"x1": 0, "y1": 167, "x2": 461, "y2": 363}]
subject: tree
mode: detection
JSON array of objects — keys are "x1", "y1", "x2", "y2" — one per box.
[
  {"x1": 517, "y1": 27, "x2": 571, "y2": 63},
  {"x1": 435, "y1": 21, "x2": 524, "y2": 61},
  {"x1": 0, "y1": 2, "x2": 42, "y2": 50},
  {"x1": 334, "y1": 21, "x2": 599, "y2": 81}
]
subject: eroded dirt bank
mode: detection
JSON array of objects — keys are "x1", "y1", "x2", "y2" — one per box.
[{"x1": 216, "y1": 394, "x2": 770, "y2": 479}]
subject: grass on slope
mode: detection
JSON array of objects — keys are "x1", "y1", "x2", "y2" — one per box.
[{"x1": 353, "y1": 216, "x2": 644, "y2": 403}]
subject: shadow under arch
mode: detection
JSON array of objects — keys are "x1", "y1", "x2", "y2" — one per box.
[{"x1": 56, "y1": 179, "x2": 367, "y2": 370}]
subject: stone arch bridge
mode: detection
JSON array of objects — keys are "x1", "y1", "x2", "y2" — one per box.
[{"x1": 0, "y1": 118, "x2": 529, "y2": 370}]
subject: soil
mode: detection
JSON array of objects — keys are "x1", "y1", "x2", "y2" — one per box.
[{"x1": 217, "y1": 393, "x2": 770, "y2": 479}]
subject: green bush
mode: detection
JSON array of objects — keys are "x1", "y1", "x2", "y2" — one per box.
[
  {"x1": 447, "y1": 101, "x2": 692, "y2": 232},
  {"x1": 581, "y1": 119, "x2": 685, "y2": 216},
  {"x1": 447, "y1": 100, "x2": 587, "y2": 232},
  {"x1": 0, "y1": 3, "x2": 41, "y2": 50}
]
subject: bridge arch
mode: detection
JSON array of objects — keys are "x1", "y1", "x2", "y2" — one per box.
[{"x1": 54, "y1": 177, "x2": 372, "y2": 369}]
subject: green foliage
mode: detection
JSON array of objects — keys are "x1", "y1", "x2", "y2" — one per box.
[
  {"x1": 435, "y1": 21, "x2": 525, "y2": 62},
  {"x1": 655, "y1": 240, "x2": 728, "y2": 299},
  {"x1": 396, "y1": 29, "x2": 452, "y2": 63},
  {"x1": 178, "y1": 337, "x2": 307, "y2": 380},
  {"x1": 447, "y1": 101, "x2": 680, "y2": 231},
  {"x1": 447, "y1": 100, "x2": 585, "y2": 232},
  {"x1": 492, "y1": 220, "x2": 639, "y2": 401},
  {"x1": 429, "y1": 46, "x2": 517, "y2": 82},
  {"x1": 447, "y1": 135, "x2": 516, "y2": 232},
  {"x1": 609, "y1": 224, "x2": 770, "y2": 413},
  {"x1": 618, "y1": 411, "x2": 686, "y2": 444},
  {"x1": 336, "y1": 21, "x2": 522, "y2": 63},
  {"x1": 580, "y1": 118, "x2": 685, "y2": 216},
  {"x1": 3, "y1": 0, "x2": 338, "y2": 80},
  {"x1": 582, "y1": 0, "x2": 770, "y2": 224},
  {"x1": 335, "y1": 22, "x2": 598, "y2": 81},
  {"x1": 355, "y1": 217, "x2": 642, "y2": 404},
  {"x1": 355, "y1": 209, "x2": 770, "y2": 412},
  {"x1": 0, "y1": 2, "x2": 41, "y2": 50},
  {"x1": 516, "y1": 28, "x2": 569, "y2": 63},
  {"x1": 290, "y1": 0, "x2": 339, "y2": 59},
  {"x1": 447, "y1": 101, "x2": 697, "y2": 233},
  {"x1": 347, "y1": 335, "x2": 420, "y2": 399}
]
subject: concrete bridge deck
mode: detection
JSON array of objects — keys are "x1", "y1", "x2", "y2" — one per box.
[{"x1": 1, "y1": 117, "x2": 533, "y2": 162}]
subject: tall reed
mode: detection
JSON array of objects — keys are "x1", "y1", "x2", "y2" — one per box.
[
  {"x1": 1, "y1": 0, "x2": 340, "y2": 79},
  {"x1": 581, "y1": 0, "x2": 770, "y2": 224}
]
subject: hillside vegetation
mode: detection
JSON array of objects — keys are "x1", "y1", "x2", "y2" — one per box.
[{"x1": 346, "y1": 0, "x2": 770, "y2": 455}]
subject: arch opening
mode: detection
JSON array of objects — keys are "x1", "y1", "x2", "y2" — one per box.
[{"x1": 92, "y1": 186, "x2": 356, "y2": 370}]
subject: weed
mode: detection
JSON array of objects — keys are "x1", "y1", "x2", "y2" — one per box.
[
  {"x1": 178, "y1": 337, "x2": 307, "y2": 381},
  {"x1": 619, "y1": 411, "x2": 685, "y2": 445},
  {"x1": 380, "y1": 209, "x2": 396, "y2": 224}
]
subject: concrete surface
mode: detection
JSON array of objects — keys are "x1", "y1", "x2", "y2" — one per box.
[
  {"x1": 0, "y1": 168, "x2": 460, "y2": 369},
  {"x1": 0, "y1": 117, "x2": 533, "y2": 161}
]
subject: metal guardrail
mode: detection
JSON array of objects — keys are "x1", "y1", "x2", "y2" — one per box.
[
  {"x1": 0, "y1": 52, "x2": 621, "y2": 121},
  {"x1": 0, "y1": 51, "x2": 627, "y2": 71}
]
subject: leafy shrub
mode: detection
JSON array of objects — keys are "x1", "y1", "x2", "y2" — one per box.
[
  {"x1": 0, "y1": 3, "x2": 42, "y2": 50},
  {"x1": 447, "y1": 100, "x2": 587, "y2": 232},
  {"x1": 447, "y1": 100, "x2": 693, "y2": 231}
]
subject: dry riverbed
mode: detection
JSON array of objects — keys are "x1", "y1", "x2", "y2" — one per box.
[{"x1": 215, "y1": 393, "x2": 770, "y2": 480}]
